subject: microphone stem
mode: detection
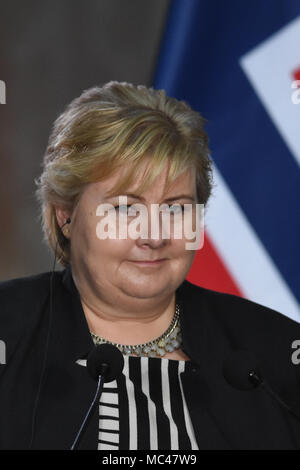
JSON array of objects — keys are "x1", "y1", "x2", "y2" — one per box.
[
  {"x1": 261, "y1": 381, "x2": 293, "y2": 413},
  {"x1": 251, "y1": 372, "x2": 300, "y2": 422},
  {"x1": 70, "y1": 374, "x2": 104, "y2": 450}
]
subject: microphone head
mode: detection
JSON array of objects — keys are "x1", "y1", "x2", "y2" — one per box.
[
  {"x1": 87, "y1": 344, "x2": 124, "y2": 383},
  {"x1": 222, "y1": 349, "x2": 262, "y2": 391}
]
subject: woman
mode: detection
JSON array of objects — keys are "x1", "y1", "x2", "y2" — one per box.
[{"x1": 1, "y1": 81, "x2": 300, "y2": 450}]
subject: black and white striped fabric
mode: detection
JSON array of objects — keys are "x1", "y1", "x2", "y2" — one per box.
[{"x1": 97, "y1": 356, "x2": 199, "y2": 450}]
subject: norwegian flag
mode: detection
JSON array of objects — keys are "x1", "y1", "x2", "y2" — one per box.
[{"x1": 154, "y1": 0, "x2": 300, "y2": 321}]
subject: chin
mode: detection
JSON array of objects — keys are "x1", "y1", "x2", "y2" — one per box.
[{"x1": 121, "y1": 280, "x2": 173, "y2": 299}]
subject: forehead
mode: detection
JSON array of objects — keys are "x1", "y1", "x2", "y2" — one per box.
[{"x1": 88, "y1": 164, "x2": 196, "y2": 200}]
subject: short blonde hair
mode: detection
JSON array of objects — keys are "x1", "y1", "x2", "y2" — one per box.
[{"x1": 35, "y1": 81, "x2": 212, "y2": 266}]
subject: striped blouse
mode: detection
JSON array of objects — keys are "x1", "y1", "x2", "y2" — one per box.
[{"x1": 96, "y1": 355, "x2": 199, "y2": 450}]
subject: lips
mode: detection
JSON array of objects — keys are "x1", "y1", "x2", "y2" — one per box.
[{"x1": 129, "y1": 259, "x2": 167, "y2": 265}]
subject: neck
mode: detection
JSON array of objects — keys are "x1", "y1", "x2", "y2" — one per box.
[{"x1": 72, "y1": 273, "x2": 176, "y2": 346}]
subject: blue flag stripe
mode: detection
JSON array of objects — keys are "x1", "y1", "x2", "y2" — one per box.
[{"x1": 154, "y1": 0, "x2": 300, "y2": 305}]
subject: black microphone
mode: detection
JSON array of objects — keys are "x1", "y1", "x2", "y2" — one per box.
[
  {"x1": 71, "y1": 344, "x2": 124, "y2": 450},
  {"x1": 223, "y1": 349, "x2": 300, "y2": 422},
  {"x1": 87, "y1": 343, "x2": 124, "y2": 382}
]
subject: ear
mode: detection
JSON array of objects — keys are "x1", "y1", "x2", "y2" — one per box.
[{"x1": 55, "y1": 207, "x2": 72, "y2": 229}]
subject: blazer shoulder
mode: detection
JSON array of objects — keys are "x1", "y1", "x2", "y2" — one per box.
[
  {"x1": 179, "y1": 279, "x2": 300, "y2": 334},
  {"x1": 0, "y1": 271, "x2": 51, "y2": 301},
  {"x1": 0, "y1": 271, "x2": 57, "y2": 330},
  {"x1": 178, "y1": 280, "x2": 300, "y2": 374}
]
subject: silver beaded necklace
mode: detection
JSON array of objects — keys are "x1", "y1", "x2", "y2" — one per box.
[{"x1": 90, "y1": 303, "x2": 182, "y2": 358}]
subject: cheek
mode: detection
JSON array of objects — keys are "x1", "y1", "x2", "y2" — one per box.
[
  {"x1": 88, "y1": 236, "x2": 134, "y2": 266},
  {"x1": 72, "y1": 212, "x2": 96, "y2": 252},
  {"x1": 176, "y1": 230, "x2": 197, "y2": 264},
  {"x1": 169, "y1": 238, "x2": 196, "y2": 271},
  {"x1": 173, "y1": 207, "x2": 203, "y2": 253},
  {"x1": 77, "y1": 236, "x2": 135, "y2": 286}
]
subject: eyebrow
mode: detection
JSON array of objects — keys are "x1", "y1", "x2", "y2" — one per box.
[{"x1": 103, "y1": 192, "x2": 196, "y2": 202}]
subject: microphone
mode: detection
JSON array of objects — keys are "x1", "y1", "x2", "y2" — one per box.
[
  {"x1": 70, "y1": 344, "x2": 124, "y2": 450},
  {"x1": 87, "y1": 343, "x2": 124, "y2": 382},
  {"x1": 223, "y1": 349, "x2": 300, "y2": 422}
]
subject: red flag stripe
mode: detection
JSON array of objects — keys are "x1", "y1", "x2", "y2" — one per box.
[
  {"x1": 186, "y1": 234, "x2": 243, "y2": 297},
  {"x1": 292, "y1": 66, "x2": 300, "y2": 82}
]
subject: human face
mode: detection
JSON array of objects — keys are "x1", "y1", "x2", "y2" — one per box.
[{"x1": 64, "y1": 161, "x2": 199, "y2": 303}]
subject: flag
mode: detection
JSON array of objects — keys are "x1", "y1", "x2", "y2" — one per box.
[{"x1": 153, "y1": 0, "x2": 300, "y2": 321}]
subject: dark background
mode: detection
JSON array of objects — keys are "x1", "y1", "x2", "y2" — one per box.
[{"x1": 0, "y1": 0, "x2": 170, "y2": 280}]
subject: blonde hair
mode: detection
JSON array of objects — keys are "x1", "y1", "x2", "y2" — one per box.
[{"x1": 35, "y1": 81, "x2": 212, "y2": 266}]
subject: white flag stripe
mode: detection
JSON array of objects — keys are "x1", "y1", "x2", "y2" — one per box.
[
  {"x1": 178, "y1": 362, "x2": 199, "y2": 450},
  {"x1": 123, "y1": 355, "x2": 138, "y2": 450},
  {"x1": 240, "y1": 15, "x2": 300, "y2": 168},
  {"x1": 206, "y1": 163, "x2": 300, "y2": 321},
  {"x1": 161, "y1": 360, "x2": 179, "y2": 449}
]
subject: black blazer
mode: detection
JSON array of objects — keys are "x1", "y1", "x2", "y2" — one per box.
[{"x1": 1, "y1": 267, "x2": 300, "y2": 450}]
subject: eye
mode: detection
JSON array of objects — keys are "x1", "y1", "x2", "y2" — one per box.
[
  {"x1": 167, "y1": 204, "x2": 185, "y2": 214},
  {"x1": 114, "y1": 204, "x2": 136, "y2": 216}
]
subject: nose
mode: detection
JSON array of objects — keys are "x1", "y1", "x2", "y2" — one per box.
[
  {"x1": 135, "y1": 204, "x2": 170, "y2": 249},
  {"x1": 136, "y1": 236, "x2": 168, "y2": 249}
]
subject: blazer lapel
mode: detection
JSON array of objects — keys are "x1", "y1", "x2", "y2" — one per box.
[
  {"x1": 176, "y1": 280, "x2": 300, "y2": 450},
  {"x1": 33, "y1": 268, "x2": 98, "y2": 450},
  {"x1": 176, "y1": 281, "x2": 232, "y2": 449}
]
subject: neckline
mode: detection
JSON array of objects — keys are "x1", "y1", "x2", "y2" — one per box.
[
  {"x1": 61, "y1": 266, "x2": 200, "y2": 366},
  {"x1": 125, "y1": 355, "x2": 191, "y2": 363}
]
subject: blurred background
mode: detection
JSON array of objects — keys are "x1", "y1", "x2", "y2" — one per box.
[
  {"x1": 0, "y1": 0, "x2": 299, "y2": 320},
  {"x1": 0, "y1": 0, "x2": 170, "y2": 280}
]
